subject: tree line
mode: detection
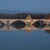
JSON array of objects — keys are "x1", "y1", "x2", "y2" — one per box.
[{"x1": 0, "y1": 13, "x2": 50, "y2": 19}]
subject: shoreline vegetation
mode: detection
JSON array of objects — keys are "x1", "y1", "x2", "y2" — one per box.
[{"x1": 0, "y1": 13, "x2": 50, "y2": 19}]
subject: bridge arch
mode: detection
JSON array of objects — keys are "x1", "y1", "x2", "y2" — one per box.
[
  {"x1": 32, "y1": 20, "x2": 47, "y2": 29},
  {"x1": 11, "y1": 20, "x2": 26, "y2": 29}
]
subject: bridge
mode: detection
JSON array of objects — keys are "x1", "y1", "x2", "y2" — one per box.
[{"x1": 0, "y1": 15, "x2": 50, "y2": 32}]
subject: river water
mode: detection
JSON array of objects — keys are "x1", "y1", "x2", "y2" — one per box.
[{"x1": 0, "y1": 30, "x2": 50, "y2": 50}]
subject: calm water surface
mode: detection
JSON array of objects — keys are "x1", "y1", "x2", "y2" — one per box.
[{"x1": 0, "y1": 30, "x2": 50, "y2": 50}]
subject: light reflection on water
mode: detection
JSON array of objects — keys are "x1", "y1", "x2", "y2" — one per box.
[{"x1": 0, "y1": 30, "x2": 50, "y2": 50}]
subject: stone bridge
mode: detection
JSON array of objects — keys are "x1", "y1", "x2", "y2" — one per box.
[{"x1": 0, "y1": 19, "x2": 50, "y2": 32}]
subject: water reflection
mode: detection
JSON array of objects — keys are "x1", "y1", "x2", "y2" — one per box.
[
  {"x1": 11, "y1": 20, "x2": 26, "y2": 29},
  {"x1": 45, "y1": 30, "x2": 50, "y2": 33},
  {"x1": 0, "y1": 21, "x2": 5, "y2": 29},
  {"x1": 33, "y1": 20, "x2": 47, "y2": 29}
]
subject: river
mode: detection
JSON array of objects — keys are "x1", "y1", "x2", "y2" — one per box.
[{"x1": 0, "y1": 30, "x2": 50, "y2": 50}]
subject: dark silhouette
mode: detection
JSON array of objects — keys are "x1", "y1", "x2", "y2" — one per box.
[{"x1": 0, "y1": 13, "x2": 50, "y2": 19}]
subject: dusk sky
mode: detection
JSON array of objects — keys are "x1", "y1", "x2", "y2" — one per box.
[{"x1": 0, "y1": 0, "x2": 50, "y2": 13}]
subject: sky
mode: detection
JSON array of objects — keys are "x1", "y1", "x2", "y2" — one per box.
[{"x1": 0, "y1": 0, "x2": 50, "y2": 13}]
